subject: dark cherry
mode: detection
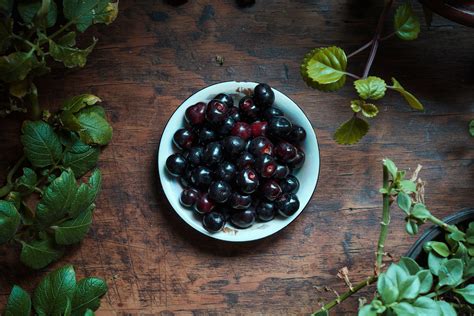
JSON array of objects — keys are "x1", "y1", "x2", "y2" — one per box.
[
  {"x1": 248, "y1": 136, "x2": 273, "y2": 157},
  {"x1": 288, "y1": 125, "x2": 307, "y2": 143},
  {"x1": 173, "y1": 128, "x2": 195, "y2": 150},
  {"x1": 191, "y1": 166, "x2": 213, "y2": 188},
  {"x1": 250, "y1": 121, "x2": 268, "y2": 138},
  {"x1": 202, "y1": 212, "x2": 226, "y2": 232},
  {"x1": 213, "y1": 93, "x2": 233, "y2": 108},
  {"x1": 280, "y1": 175, "x2": 300, "y2": 194},
  {"x1": 217, "y1": 117, "x2": 236, "y2": 135},
  {"x1": 253, "y1": 83, "x2": 275, "y2": 107},
  {"x1": 195, "y1": 193, "x2": 215, "y2": 214},
  {"x1": 202, "y1": 142, "x2": 224, "y2": 166},
  {"x1": 230, "y1": 209, "x2": 256, "y2": 228},
  {"x1": 275, "y1": 141, "x2": 297, "y2": 162},
  {"x1": 223, "y1": 136, "x2": 246, "y2": 157},
  {"x1": 214, "y1": 161, "x2": 237, "y2": 182},
  {"x1": 180, "y1": 166, "x2": 195, "y2": 187},
  {"x1": 219, "y1": 206, "x2": 234, "y2": 220},
  {"x1": 256, "y1": 201, "x2": 275, "y2": 221},
  {"x1": 180, "y1": 188, "x2": 199, "y2": 207},
  {"x1": 288, "y1": 150, "x2": 305, "y2": 169},
  {"x1": 268, "y1": 116, "x2": 292, "y2": 139},
  {"x1": 276, "y1": 193, "x2": 300, "y2": 217},
  {"x1": 165, "y1": 153, "x2": 187, "y2": 176},
  {"x1": 273, "y1": 164, "x2": 290, "y2": 179},
  {"x1": 239, "y1": 96, "x2": 259, "y2": 121},
  {"x1": 260, "y1": 179, "x2": 282, "y2": 201},
  {"x1": 205, "y1": 100, "x2": 228, "y2": 125},
  {"x1": 236, "y1": 168, "x2": 259, "y2": 194},
  {"x1": 187, "y1": 146, "x2": 203, "y2": 166},
  {"x1": 198, "y1": 127, "x2": 218, "y2": 144},
  {"x1": 228, "y1": 107, "x2": 241, "y2": 121},
  {"x1": 231, "y1": 122, "x2": 252, "y2": 140},
  {"x1": 229, "y1": 192, "x2": 252, "y2": 209},
  {"x1": 262, "y1": 106, "x2": 283, "y2": 121},
  {"x1": 185, "y1": 102, "x2": 206, "y2": 125},
  {"x1": 235, "y1": 152, "x2": 255, "y2": 170},
  {"x1": 209, "y1": 181, "x2": 232, "y2": 203},
  {"x1": 255, "y1": 154, "x2": 277, "y2": 178}
]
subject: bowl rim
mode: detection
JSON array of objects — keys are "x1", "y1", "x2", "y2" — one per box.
[{"x1": 157, "y1": 80, "x2": 321, "y2": 242}]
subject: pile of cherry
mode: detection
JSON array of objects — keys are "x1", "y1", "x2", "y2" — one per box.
[{"x1": 166, "y1": 83, "x2": 306, "y2": 233}]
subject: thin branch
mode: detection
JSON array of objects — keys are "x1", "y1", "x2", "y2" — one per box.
[
  {"x1": 375, "y1": 164, "x2": 391, "y2": 275},
  {"x1": 347, "y1": 40, "x2": 373, "y2": 58}
]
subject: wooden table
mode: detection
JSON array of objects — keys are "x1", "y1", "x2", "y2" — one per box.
[{"x1": 1, "y1": 1, "x2": 473, "y2": 314}]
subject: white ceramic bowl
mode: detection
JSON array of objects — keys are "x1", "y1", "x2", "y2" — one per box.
[{"x1": 158, "y1": 81, "x2": 320, "y2": 242}]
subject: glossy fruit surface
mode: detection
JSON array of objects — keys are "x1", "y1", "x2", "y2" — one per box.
[
  {"x1": 185, "y1": 102, "x2": 206, "y2": 125},
  {"x1": 173, "y1": 128, "x2": 195, "y2": 150},
  {"x1": 235, "y1": 168, "x2": 259, "y2": 194},
  {"x1": 213, "y1": 93, "x2": 233, "y2": 107},
  {"x1": 209, "y1": 181, "x2": 232, "y2": 203},
  {"x1": 198, "y1": 127, "x2": 217, "y2": 144},
  {"x1": 255, "y1": 154, "x2": 276, "y2": 178},
  {"x1": 288, "y1": 150, "x2": 305, "y2": 169},
  {"x1": 256, "y1": 201, "x2": 275, "y2": 221},
  {"x1": 288, "y1": 125, "x2": 306, "y2": 143},
  {"x1": 166, "y1": 153, "x2": 187, "y2": 176},
  {"x1": 195, "y1": 193, "x2": 215, "y2": 214},
  {"x1": 251, "y1": 121, "x2": 268, "y2": 137},
  {"x1": 187, "y1": 146, "x2": 203, "y2": 166},
  {"x1": 203, "y1": 212, "x2": 226, "y2": 232},
  {"x1": 191, "y1": 166, "x2": 213, "y2": 188},
  {"x1": 229, "y1": 192, "x2": 252, "y2": 209},
  {"x1": 261, "y1": 179, "x2": 282, "y2": 201},
  {"x1": 231, "y1": 122, "x2": 252, "y2": 140},
  {"x1": 205, "y1": 100, "x2": 228, "y2": 124},
  {"x1": 275, "y1": 141, "x2": 297, "y2": 162},
  {"x1": 280, "y1": 175, "x2": 299, "y2": 194},
  {"x1": 276, "y1": 193, "x2": 300, "y2": 217},
  {"x1": 273, "y1": 164, "x2": 290, "y2": 179},
  {"x1": 223, "y1": 136, "x2": 246, "y2": 157},
  {"x1": 231, "y1": 209, "x2": 256, "y2": 228},
  {"x1": 180, "y1": 188, "x2": 199, "y2": 207},
  {"x1": 248, "y1": 136, "x2": 273, "y2": 156},
  {"x1": 203, "y1": 142, "x2": 224, "y2": 166},
  {"x1": 214, "y1": 161, "x2": 237, "y2": 182},
  {"x1": 268, "y1": 116, "x2": 292, "y2": 139},
  {"x1": 239, "y1": 96, "x2": 259, "y2": 121},
  {"x1": 262, "y1": 106, "x2": 283, "y2": 121},
  {"x1": 253, "y1": 83, "x2": 275, "y2": 107},
  {"x1": 235, "y1": 152, "x2": 255, "y2": 170}
]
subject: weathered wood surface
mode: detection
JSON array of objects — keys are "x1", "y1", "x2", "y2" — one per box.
[{"x1": 1, "y1": 0, "x2": 473, "y2": 314}]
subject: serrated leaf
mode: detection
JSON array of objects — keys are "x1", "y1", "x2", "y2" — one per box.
[
  {"x1": 391, "y1": 78, "x2": 424, "y2": 110},
  {"x1": 397, "y1": 192, "x2": 411, "y2": 214},
  {"x1": 33, "y1": 265, "x2": 77, "y2": 315},
  {"x1": 398, "y1": 257, "x2": 421, "y2": 275},
  {"x1": 17, "y1": 0, "x2": 57, "y2": 27},
  {"x1": 0, "y1": 200, "x2": 20, "y2": 244},
  {"x1": 20, "y1": 237, "x2": 64, "y2": 269},
  {"x1": 377, "y1": 273, "x2": 399, "y2": 304},
  {"x1": 400, "y1": 180, "x2": 416, "y2": 193},
  {"x1": 63, "y1": 0, "x2": 118, "y2": 32},
  {"x1": 16, "y1": 167, "x2": 37, "y2": 191},
  {"x1": 334, "y1": 116, "x2": 369, "y2": 145},
  {"x1": 4, "y1": 285, "x2": 31, "y2": 316},
  {"x1": 360, "y1": 102, "x2": 378, "y2": 118},
  {"x1": 306, "y1": 46, "x2": 347, "y2": 84},
  {"x1": 71, "y1": 277, "x2": 108, "y2": 315},
  {"x1": 437, "y1": 301, "x2": 456, "y2": 316},
  {"x1": 62, "y1": 94, "x2": 101, "y2": 113},
  {"x1": 412, "y1": 296, "x2": 441, "y2": 316},
  {"x1": 62, "y1": 138, "x2": 100, "y2": 177},
  {"x1": 49, "y1": 38, "x2": 97, "y2": 68},
  {"x1": 454, "y1": 284, "x2": 474, "y2": 304},
  {"x1": 0, "y1": 51, "x2": 36, "y2": 83},
  {"x1": 354, "y1": 76, "x2": 386, "y2": 100},
  {"x1": 416, "y1": 270, "x2": 433, "y2": 294},
  {"x1": 77, "y1": 111, "x2": 113, "y2": 145},
  {"x1": 53, "y1": 206, "x2": 93, "y2": 245},
  {"x1": 411, "y1": 203, "x2": 431, "y2": 220},
  {"x1": 394, "y1": 3, "x2": 420, "y2": 40},
  {"x1": 350, "y1": 99, "x2": 362, "y2": 113},
  {"x1": 21, "y1": 120, "x2": 63, "y2": 168},
  {"x1": 438, "y1": 258, "x2": 463, "y2": 288}
]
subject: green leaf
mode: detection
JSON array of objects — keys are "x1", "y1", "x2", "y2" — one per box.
[
  {"x1": 16, "y1": 167, "x2": 37, "y2": 191},
  {"x1": 437, "y1": 258, "x2": 463, "y2": 288},
  {"x1": 77, "y1": 111, "x2": 113, "y2": 145},
  {"x1": 383, "y1": 159, "x2": 398, "y2": 179},
  {"x1": 400, "y1": 180, "x2": 416, "y2": 193},
  {"x1": 9, "y1": 79, "x2": 30, "y2": 98},
  {"x1": 58, "y1": 31, "x2": 77, "y2": 47},
  {"x1": 469, "y1": 120, "x2": 474, "y2": 137},
  {"x1": 412, "y1": 296, "x2": 441, "y2": 316},
  {"x1": 20, "y1": 237, "x2": 64, "y2": 269},
  {"x1": 4, "y1": 285, "x2": 31, "y2": 316},
  {"x1": 448, "y1": 230, "x2": 465, "y2": 242},
  {"x1": 53, "y1": 206, "x2": 93, "y2": 245},
  {"x1": 397, "y1": 192, "x2": 411, "y2": 215},
  {"x1": 0, "y1": 0, "x2": 14, "y2": 14},
  {"x1": 411, "y1": 203, "x2": 431, "y2": 220},
  {"x1": 454, "y1": 284, "x2": 474, "y2": 304},
  {"x1": 416, "y1": 270, "x2": 433, "y2": 294},
  {"x1": 71, "y1": 277, "x2": 108, "y2": 315},
  {"x1": 301, "y1": 48, "x2": 346, "y2": 92},
  {"x1": 391, "y1": 302, "x2": 416, "y2": 315},
  {"x1": 428, "y1": 252, "x2": 447, "y2": 276},
  {"x1": 79, "y1": 105, "x2": 106, "y2": 118},
  {"x1": 0, "y1": 51, "x2": 36, "y2": 83},
  {"x1": 60, "y1": 110, "x2": 83, "y2": 132},
  {"x1": 405, "y1": 220, "x2": 419, "y2": 235},
  {"x1": 394, "y1": 3, "x2": 420, "y2": 41},
  {"x1": 437, "y1": 301, "x2": 457, "y2": 316},
  {"x1": 306, "y1": 46, "x2": 347, "y2": 84},
  {"x1": 63, "y1": 0, "x2": 118, "y2": 32},
  {"x1": 424, "y1": 241, "x2": 450, "y2": 257},
  {"x1": 398, "y1": 275, "x2": 421, "y2": 300},
  {"x1": 0, "y1": 200, "x2": 20, "y2": 244},
  {"x1": 466, "y1": 259, "x2": 474, "y2": 278},
  {"x1": 5, "y1": 191, "x2": 21, "y2": 210},
  {"x1": 62, "y1": 138, "x2": 100, "y2": 177},
  {"x1": 351, "y1": 100, "x2": 379, "y2": 118},
  {"x1": 391, "y1": 78, "x2": 424, "y2": 111},
  {"x1": 84, "y1": 309, "x2": 95, "y2": 316},
  {"x1": 62, "y1": 94, "x2": 101, "y2": 113},
  {"x1": 354, "y1": 76, "x2": 386, "y2": 100},
  {"x1": 33, "y1": 265, "x2": 77, "y2": 315},
  {"x1": 377, "y1": 274, "x2": 399, "y2": 304},
  {"x1": 17, "y1": 0, "x2": 57, "y2": 27},
  {"x1": 334, "y1": 116, "x2": 369, "y2": 145},
  {"x1": 358, "y1": 305, "x2": 377, "y2": 316},
  {"x1": 21, "y1": 120, "x2": 63, "y2": 168},
  {"x1": 350, "y1": 99, "x2": 362, "y2": 113},
  {"x1": 398, "y1": 257, "x2": 421, "y2": 275},
  {"x1": 64, "y1": 298, "x2": 72, "y2": 316},
  {"x1": 49, "y1": 38, "x2": 97, "y2": 68}
]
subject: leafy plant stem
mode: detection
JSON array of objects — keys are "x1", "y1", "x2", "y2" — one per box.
[
  {"x1": 347, "y1": 40, "x2": 373, "y2": 58},
  {"x1": 47, "y1": 21, "x2": 75, "y2": 42},
  {"x1": 427, "y1": 214, "x2": 466, "y2": 237},
  {"x1": 311, "y1": 276, "x2": 377, "y2": 315},
  {"x1": 380, "y1": 31, "x2": 396, "y2": 41},
  {"x1": 362, "y1": 0, "x2": 394, "y2": 78},
  {"x1": 0, "y1": 155, "x2": 26, "y2": 198},
  {"x1": 375, "y1": 165, "x2": 391, "y2": 275},
  {"x1": 344, "y1": 72, "x2": 361, "y2": 80}
]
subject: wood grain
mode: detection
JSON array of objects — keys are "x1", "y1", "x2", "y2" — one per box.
[{"x1": 0, "y1": 0, "x2": 473, "y2": 314}]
